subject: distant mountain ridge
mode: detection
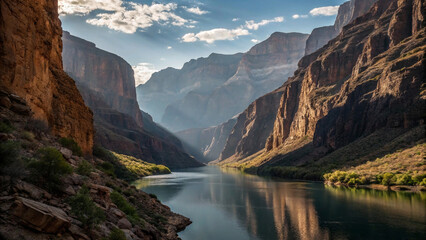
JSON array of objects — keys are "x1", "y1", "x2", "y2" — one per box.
[{"x1": 137, "y1": 32, "x2": 308, "y2": 132}]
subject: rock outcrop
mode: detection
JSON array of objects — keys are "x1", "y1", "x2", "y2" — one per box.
[
  {"x1": 305, "y1": 0, "x2": 378, "y2": 55},
  {"x1": 0, "y1": 0, "x2": 94, "y2": 154},
  {"x1": 11, "y1": 197, "x2": 70, "y2": 233},
  {"x1": 218, "y1": 0, "x2": 425, "y2": 170},
  {"x1": 62, "y1": 33, "x2": 202, "y2": 169}
]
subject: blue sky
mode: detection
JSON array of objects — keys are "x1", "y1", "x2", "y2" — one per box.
[{"x1": 59, "y1": 0, "x2": 346, "y2": 85}]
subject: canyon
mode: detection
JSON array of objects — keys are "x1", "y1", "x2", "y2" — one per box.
[
  {"x1": 217, "y1": 0, "x2": 425, "y2": 181},
  {"x1": 62, "y1": 32, "x2": 202, "y2": 169},
  {"x1": 178, "y1": 0, "x2": 380, "y2": 162}
]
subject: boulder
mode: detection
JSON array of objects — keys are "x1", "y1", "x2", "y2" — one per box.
[
  {"x1": 0, "y1": 96, "x2": 11, "y2": 109},
  {"x1": 69, "y1": 224, "x2": 90, "y2": 240},
  {"x1": 13, "y1": 181, "x2": 52, "y2": 200},
  {"x1": 12, "y1": 197, "x2": 70, "y2": 233},
  {"x1": 60, "y1": 147, "x2": 73, "y2": 159},
  {"x1": 117, "y1": 218, "x2": 132, "y2": 230}
]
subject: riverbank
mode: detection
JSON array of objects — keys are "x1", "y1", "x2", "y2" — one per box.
[{"x1": 325, "y1": 181, "x2": 426, "y2": 192}]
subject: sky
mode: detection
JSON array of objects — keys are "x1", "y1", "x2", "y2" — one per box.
[{"x1": 59, "y1": 0, "x2": 347, "y2": 86}]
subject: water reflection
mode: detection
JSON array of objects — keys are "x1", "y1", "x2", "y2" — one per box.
[{"x1": 136, "y1": 166, "x2": 426, "y2": 240}]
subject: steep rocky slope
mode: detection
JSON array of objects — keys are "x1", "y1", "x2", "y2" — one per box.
[
  {"x1": 0, "y1": 97, "x2": 190, "y2": 239},
  {"x1": 136, "y1": 53, "x2": 243, "y2": 123},
  {"x1": 161, "y1": 32, "x2": 309, "y2": 131},
  {"x1": 305, "y1": 0, "x2": 377, "y2": 55},
  {"x1": 62, "y1": 33, "x2": 202, "y2": 169},
  {"x1": 0, "y1": 0, "x2": 93, "y2": 154},
  {"x1": 218, "y1": 0, "x2": 425, "y2": 177}
]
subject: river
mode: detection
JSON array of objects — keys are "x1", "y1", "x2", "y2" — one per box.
[{"x1": 134, "y1": 166, "x2": 426, "y2": 240}]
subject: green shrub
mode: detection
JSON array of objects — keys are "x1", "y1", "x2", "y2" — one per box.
[
  {"x1": 93, "y1": 145, "x2": 116, "y2": 162},
  {"x1": 381, "y1": 173, "x2": 396, "y2": 186},
  {"x1": 0, "y1": 140, "x2": 20, "y2": 168},
  {"x1": 21, "y1": 131, "x2": 35, "y2": 141},
  {"x1": 110, "y1": 191, "x2": 136, "y2": 216},
  {"x1": 68, "y1": 186, "x2": 105, "y2": 228},
  {"x1": 413, "y1": 173, "x2": 426, "y2": 185},
  {"x1": 98, "y1": 162, "x2": 116, "y2": 178},
  {"x1": 420, "y1": 178, "x2": 426, "y2": 186},
  {"x1": 107, "y1": 228, "x2": 126, "y2": 240},
  {"x1": 0, "y1": 120, "x2": 13, "y2": 133},
  {"x1": 59, "y1": 138, "x2": 82, "y2": 156},
  {"x1": 110, "y1": 191, "x2": 141, "y2": 226},
  {"x1": 395, "y1": 174, "x2": 414, "y2": 185},
  {"x1": 76, "y1": 160, "x2": 93, "y2": 176},
  {"x1": 28, "y1": 147, "x2": 73, "y2": 191},
  {"x1": 149, "y1": 193, "x2": 157, "y2": 199},
  {"x1": 347, "y1": 177, "x2": 362, "y2": 186}
]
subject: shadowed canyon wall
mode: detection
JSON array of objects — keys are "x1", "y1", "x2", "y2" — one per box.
[{"x1": 62, "y1": 33, "x2": 203, "y2": 168}]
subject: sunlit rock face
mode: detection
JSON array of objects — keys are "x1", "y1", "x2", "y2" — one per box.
[
  {"x1": 0, "y1": 0, "x2": 93, "y2": 154},
  {"x1": 62, "y1": 33, "x2": 203, "y2": 168},
  {"x1": 305, "y1": 0, "x2": 378, "y2": 55},
  {"x1": 218, "y1": 0, "x2": 426, "y2": 166}
]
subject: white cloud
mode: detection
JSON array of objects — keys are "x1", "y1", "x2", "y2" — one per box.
[
  {"x1": 182, "y1": 28, "x2": 250, "y2": 44},
  {"x1": 181, "y1": 16, "x2": 284, "y2": 44},
  {"x1": 59, "y1": 0, "x2": 191, "y2": 34},
  {"x1": 59, "y1": 0, "x2": 124, "y2": 15},
  {"x1": 133, "y1": 63, "x2": 157, "y2": 86},
  {"x1": 182, "y1": 33, "x2": 198, "y2": 42},
  {"x1": 309, "y1": 6, "x2": 339, "y2": 16},
  {"x1": 292, "y1": 14, "x2": 308, "y2": 19},
  {"x1": 86, "y1": 3, "x2": 189, "y2": 33},
  {"x1": 232, "y1": 18, "x2": 240, "y2": 22},
  {"x1": 251, "y1": 39, "x2": 259, "y2": 43},
  {"x1": 245, "y1": 17, "x2": 284, "y2": 30},
  {"x1": 183, "y1": 6, "x2": 209, "y2": 15},
  {"x1": 167, "y1": 46, "x2": 172, "y2": 49}
]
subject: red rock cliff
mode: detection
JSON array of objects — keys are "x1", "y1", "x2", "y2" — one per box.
[{"x1": 0, "y1": 0, "x2": 93, "y2": 153}]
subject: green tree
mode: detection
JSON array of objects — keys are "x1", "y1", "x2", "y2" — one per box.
[{"x1": 28, "y1": 147, "x2": 72, "y2": 191}]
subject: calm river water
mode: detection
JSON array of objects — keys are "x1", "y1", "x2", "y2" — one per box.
[{"x1": 134, "y1": 166, "x2": 426, "y2": 240}]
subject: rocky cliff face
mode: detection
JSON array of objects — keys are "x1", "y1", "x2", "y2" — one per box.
[
  {"x1": 62, "y1": 32, "x2": 143, "y2": 127},
  {"x1": 305, "y1": 0, "x2": 378, "y2": 55},
  {"x1": 160, "y1": 32, "x2": 309, "y2": 131},
  {"x1": 62, "y1": 33, "x2": 202, "y2": 169},
  {"x1": 0, "y1": 0, "x2": 93, "y2": 154},
  {"x1": 136, "y1": 53, "x2": 243, "y2": 123},
  {"x1": 218, "y1": 0, "x2": 425, "y2": 169}
]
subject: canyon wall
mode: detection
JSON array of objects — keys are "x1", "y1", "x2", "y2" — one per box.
[
  {"x1": 62, "y1": 33, "x2": 202, "y2": 168},
  {"x1": 0, "y1": 0, "x2": 93, "y2": 153},
  {"x1": 218, "y1": 0, "x2": 425, "y2": 169}
]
